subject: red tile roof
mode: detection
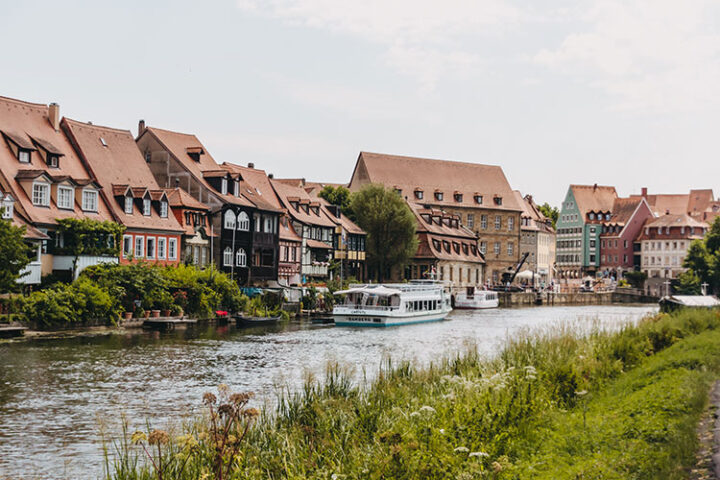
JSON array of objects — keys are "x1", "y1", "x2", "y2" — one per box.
[
  {"x1": 165, "y1": 187, "x2": 209, "y2": 210},
  {"x1": 279, "y1": 215, "x2": 302, "y2": 242},
  {"x1": 221, "y1": 162, "x2": 283, "y2": 212},
  {"x1": 349, "y1": 151, "x2": 522, "y2": 212},
  {"x1": 270, "y1": 179, "x2": 337, "y2": 228},
  {"x1": 0, "y1": 96, "x2": 114, "y2": 227},
  {"x1": 570, "y1": 184, "x2": 618, "y2": 215},
  {"x1": 63, "y1": 119, "x2": 184, "y2": 233}
]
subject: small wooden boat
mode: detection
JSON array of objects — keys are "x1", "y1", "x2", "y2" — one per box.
[{"x1": 235, "y1": 315, "x2": 282, "y2": 327}]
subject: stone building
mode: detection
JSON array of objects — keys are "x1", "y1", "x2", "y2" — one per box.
[
  {"x1": 514, "y1": 191, "x2": 555, "y2": 283},
  {"x1": 348, "y1": 151, "x2": 520, "y2": 284}
]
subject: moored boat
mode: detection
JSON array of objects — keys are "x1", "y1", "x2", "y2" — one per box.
[
  {"x1": 453, "y1": 287, "x2": 499, "y2": 309},
  {"x1": 235, "y1": 315, "x2": 282, "y2": 327},
  {"x1": 333, "y1": 281, "x2": 452, "y2": 327}
]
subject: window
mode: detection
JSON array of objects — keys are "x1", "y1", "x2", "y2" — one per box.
[
  {"x1": 168, "y1": 238, "x2": 177, "y2": 260},
  {"x1": 140, "y1": 197, "x2": 150, "y2": 216},
  {"x1": 480, "y1": 241, "x2": 487, "y2": 254},
  {"x1": 223, "y1": 247, "x2": 233, "y2": 266},
  {"x1": 135, "y1": 236, "x2": 145, "y2": 257},
  {"x1": 146, "y1": 237, "x2": 156, "y2": 259},
  {"x1": 474, "y1": 195, "x2": 483, "y2": 204},
  {"x1": 467, "y1": 214, "x2": 474, "y2": 229},
  {"x1": 18, "y1": 149, "x2": 31, "y2": 163},
  {"x1": 160, "y1": 201, "x2": 168, "y2": 218},
  {"x1": 120, "y1": 195, "x2": 133, "y2": 215},
  {"x1": 454, "y1": 193, "x2": 463, "y2": 202},
  {"x1": 201, "y1": 247, "x2": 207, "y2": 265},
  {"x1": 495, "y1": 216, "x2": 502, "y2": 230},
  {"x1": 493, "y1": 197, "x2": 503, "y2": 206},
  {"x1": 224, "y1": 210, "x2": 236, "y2": 229},
  {"x1": 58, "y1": 186, "x2": 74, "y2": 209},
  {"x1": 481, "y1": 215, "x2": 487, "y2": 229},
  {"x1": 122, "y1": 235, "x2": 132, "y2": 257},
  {"x1": 414, "y1": 190, "x2": 423, "y2": 200},
  {"x1": 435, "y1": 191, "x2": 443, "y2": 201},
  {"x1": 233, "y1": 180, "x2": 239, "y2": 197},
  {"x1": 508, "y1": 217, "x2": 514, "y2": 231},
  {"x1": 82, "y1": 189, "x2": 98, "y2": 212},
  {"x1": 494, "y1": 242, "x2": 500, "y2": 255},
  {"x1": 193, "y1": 246, "x2": 200, "y2": 264},
  {"x1": 236, "y1": 248, "x2": 247, "y2": 267},
  {"x1": 264, "y1": 216, "x2": 273, "y2": 233},
  {"x1": 589, "y1": 213, "x2": 595, "y2": 220},
  {"x1": 237, "y1": 211, "x2": 249, "y2": 230},
  {"x1": 144, "y1": 151, "x2": 151, "y2": 163},
  {"x1": 32, "y1": 182, "x2": 49, "y2": 206},
  {"x1": 158, "y1": 237, "x2": 166, "y2": 259},
  {"x1": 507, "y1": 242, "x2": 514, "y2": 256},
  {"x1": 221, "y1": 178, "x2": 228, "y2": 195}
]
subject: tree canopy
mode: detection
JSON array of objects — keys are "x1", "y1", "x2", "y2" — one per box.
[
  {"x1": 681, "y1": 217, "x2": 720, "y2": 294},
  {"x1": 318, "y1": 185, "x2": 353, "y2": 219},
  {"x1": 0, "y1": 210, "x2": 31, "y2": 293},
  {"x1": 350, "y1": 184, "x2": 418, "y2": 282},
  {"x1": 538, "y1": 203, "x2": 559, "y2": 229}
]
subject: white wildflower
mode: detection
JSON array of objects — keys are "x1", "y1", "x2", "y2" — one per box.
[
  {"x1": 410, "y1": 411, "x2": 421, "y2": 418},
  {"x1": 454, "y1": 446, "x2": 469, "y2": 454},
  {"x1": 469, "y1": 451, "x2": 490, "y2": 458},
  {"x1": 419, "y1": 405, "x2": 436, "y2": 415},
  {"x1": 439, "y1": 428, "x2": 446, "y2": 434}
]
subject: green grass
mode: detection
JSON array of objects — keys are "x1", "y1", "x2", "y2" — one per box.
[{"x1": 105, "y1": 308, "x2": 720, "y2": 480}]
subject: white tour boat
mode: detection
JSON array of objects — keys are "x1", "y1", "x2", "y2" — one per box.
[
  {"x1": 453, "y1": 287, "x2": 499, "y2": 309},
  {"x1": 333, "y1": 281, "x2": 452, "y2": 327}
]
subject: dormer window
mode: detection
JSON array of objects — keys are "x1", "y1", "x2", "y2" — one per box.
[
  {"x1": 82, "y1": 189, "x2": 98, "y2": 212},
  {"x1": 32, "y1": 182, "x2": 50, "y2": 206},
  {"x1": 18, "y1": 149, "x2": 31, "y2": 163},
  {"x1": 421, "y1": 214, "x2": 431, "y2": 224},
  {"x1": 1, "y1": 194, "x2": 14, "y2": 219},
  {"x1": 454, "y1": 193, "x2": 463, "y2": 202},
  {"x1": 474, "y1": 195, "x2": 483, "y2": 204},
  {"x1": 290, "y1": 201, "x2": 299, "y2": 211},
  {"x1": 47, "y1": 154, "x2": 59, "y2": 168},
  {"x1": 144, "y1": 151, "x2": 151, "y2": 163},
  {"x1": 160, "y1": 200, "x2": 168, "y2": 218},
  {"x1": 311, "y1": 206, "x2": 319, "y2": 215},
  {"x1": 432, "y1": 239, "x2": 441, "y2": 251},
  {"x1": 453, "y1": 242, "x2": 460, "y2": 254},
  {"x1": 493, "y1": 196, "x2": 503, "y2": 206},
  {"x1": 435, "y1": 191, "x2": 444, "y2": 201},
  {"x1": 143, "y1": 198, "x2": 151, "y2": 216},
  {"x1": 124, "y1": 195, "x2": 133, "y2": 214},
  {"x1": 589, "y1": 213, "x2": 595, "y2": 220},
  {"x1": 443, "y1": 240, "x2": 450, "y2": 253},
  {"x1": 414, "y1": 189, "x2": 423, "y2": 200},
  {"x1": 233, "y1": 180, "x2": 239, "y2": 197},
  {"x1": 58, "y1": 186, "x2": 74, "y2": 210},
  {"x1": 221, "y1": 178, "x2": 228, "y2": 195},
  {"x1": 186, "y1": 147, "x2": 203, "y2": 162},
  {"x1": 605, "y1": 213, "x2": 611, "y2": 221}
]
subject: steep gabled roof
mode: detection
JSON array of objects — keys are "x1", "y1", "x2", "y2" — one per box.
[
  {"x1": 270, "y1": 179, "x2": 336, "y2": 228},
  {"x1": 220, "y1": 162, "x2": 283, "y2": 212},
  {"x1": 350, "y1": 151, "x2": 522, "y2": 212},
  {"x1": 570, "y1": 184, "x2": 617, "y2": 215},
  {"x1": 165, "y1": 187, "x2": 209, "y2": 210},
  {"x1": 63, "y1": 119, "x2": 183, "y2": 233}
]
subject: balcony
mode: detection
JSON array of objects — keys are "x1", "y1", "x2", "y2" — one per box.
[
  {"x1": 18, "y1": 262, "x2": 41, "y2": 285},
  {"x1": 252, "y1": 232, "x2": 276, "y2": 246},
  {"x1": 250, "y1": 265, "x2": 276, "y2": 280},
  {"x1": 303, "y1": 264, "x2": 329, "y2": 277},
  {"x1": 53, "y1": 255, "x2": 118, "y2": 280}
]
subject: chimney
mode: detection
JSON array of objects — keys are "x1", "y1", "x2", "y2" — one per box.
[
  {"x1": 48, "y1": 103, "x2": 60, "y2": 131},
  {"x1": 665, "y1": 209, "x2": 670, "y2": 215},
  {"x1": 641, "y1": 187, "x2": 648, "y2": 198},
  {"x1": 593, "y1": 183, "x2": 598, "y2": 191},
  {"x1": 248, "y1": 162, "x2": 255, "y2": 169},
  {"x1": 138, "y1": 119, "x2": 146, "y2": 136},
  {"x1": 268, "y1": 173, "x2": 274, "y2": 179}
]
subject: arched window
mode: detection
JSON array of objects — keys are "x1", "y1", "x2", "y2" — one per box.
[
  {"x1": 223, "y1": 247, "x2": 233, "y2": 266},
  {"x1": 236, "y1": 248, "x2": 247, "y2": 267},
  {"x1": 237, "y1": 211, "x2": 250, "y2": 231},
  {"x1": 224, "y1": 210, "x2": 236, "y2": 229}
]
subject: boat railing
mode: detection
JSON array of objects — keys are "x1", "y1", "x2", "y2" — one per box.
[
  {"x1": 347, "y1": 283, "x2": 442, "y2": 293},
  {"x1": 335, "y1": 304, "x2": 399, "y2": 311}
]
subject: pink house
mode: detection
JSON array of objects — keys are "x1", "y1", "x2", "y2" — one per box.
[{"x1": 599, "y1": 196, "x2": 654, "y2": 277}]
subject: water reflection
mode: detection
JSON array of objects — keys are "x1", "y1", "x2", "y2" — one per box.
[{"x1": 0, "y1": 304, "x2": 656, "y2": 478}]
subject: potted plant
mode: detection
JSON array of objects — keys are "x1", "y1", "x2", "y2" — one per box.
[
  {"x1": 123, "y1": 311, "x2": 133, "y2": 320},
  {"x1": 170, "y1": 304, "x2": 183, "y2": 318},
  {"x1": 151, "y1": 309, "x2": 161, "y2": 318},
  {"x1": 133, "y1": 306, "x2": 145, "y2": 319},
  {"x1": 155, "y1": 290, "x2": 174, "y2": 317}
]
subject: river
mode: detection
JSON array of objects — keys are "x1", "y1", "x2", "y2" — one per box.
[{"x1": 0, "y1": 304, "x2": 657, "y2": 479}]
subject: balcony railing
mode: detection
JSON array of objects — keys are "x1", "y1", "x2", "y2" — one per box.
[
  {"x1": 251, "y1": 266, "x2": 276, "y2": 280},
  {"x1": 18, "y1": 263, "x2": 41, "y2": 285},
  {"x1": 252, "y1": 232, "x2": 276, "y2": 246},
  {"x1": 334, "y1": 305, "x2": 397, "y2": 312},
  {"x1": 303, "y1": 264, "x2": 328, "y2": 276}
]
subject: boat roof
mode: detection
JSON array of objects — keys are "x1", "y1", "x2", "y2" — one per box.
[
  {"x1": 335, "y1": 285, "x2": 403, "y2": 296},
  {"x1": 660, "y1": 295, "x2": 720, "y2": 307}
]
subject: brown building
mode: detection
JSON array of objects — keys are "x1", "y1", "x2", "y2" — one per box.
[
  {"x1": 514, "y1": 191, "x2": 556, "y2": 282},
  {"x1": 165, "y1": 188, "x2": 214, "y2": 266},
  {"x1": 630, "y1": 187, "x2": 720, "y2": 223},
  {"x1": 348, "y1": 151, "x2": 521, "y2": 284},
  {"x1": 396, "y1": 203, "x2": 485, "y2": 291},
  {"x1": 278, "y1": 215, "x2": 302, "y2": 286}
]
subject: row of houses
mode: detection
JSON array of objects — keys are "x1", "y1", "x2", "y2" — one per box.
[
  {"x1": 556, "y1": 184, "x2": 720, "y2": 290},
  {"x1": 2, "y1": 95, "x2": 561, "y2": 291}
]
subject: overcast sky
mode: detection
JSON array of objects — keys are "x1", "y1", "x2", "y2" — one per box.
[{"x1": 3, "y1": 0, "x2": 720, "y2": 206}]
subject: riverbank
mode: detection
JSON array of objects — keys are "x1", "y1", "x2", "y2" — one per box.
[{"x1": 104, "y1": 307, "x2": 718, "y2": 479}]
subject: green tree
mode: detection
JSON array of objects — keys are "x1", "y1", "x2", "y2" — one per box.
[
  {"x1": 538, "y1": 203, "x2": 559, "y2": 229},
  {"x1": 350, "y1": 184, "x2": 418, "y2": 282},
  {"x1": 683, "y1": 240, "x2": 711, "y2": 283},
  {"x1": 319, "y1": 185, "x2": 353, "y2": 218},
  {"x1": 624, "y1": 270, "x2": 647, "y2": 289},
  {"x1": 674, "y1": 270, "x2": 701, "y2": 295},
  {"x1": 0, "y1": 211, "x2": 31, "y2": 293}
]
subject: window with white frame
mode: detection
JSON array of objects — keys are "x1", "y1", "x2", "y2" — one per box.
[
  {"x1": 18, "y1": 149, "x2": 31, "y2": 163},
  {"x1": 32, "y1": 182, "x2": 50, "y2": 206},
  {"x1": 224, "y1": 210, "x2": 236, "y2": 229},
  {"x1": 160, "y1": 201, "x2": 168, "y2": 218},
  {"x1": 124, "y1": 195, "x2": 133, "y2": 214},
  {"x1": 233, "y1": 180, "x2": 239, "y2": 197},
  {"x1": 480, "y1": 241, "x2": 487, "y2": 254},
  {"x1": 264, "y1": 216, "x2": 273, "y2": 233},
  {"x1": 168, "y1": 238, "x2": 177, "y2": 260},
  {"x1": 237, "y1": 211, "x2": 249, "y2": 231},
  {"x1": 58, "y1": 186, "x2": 74, "y2": 209},
  {"x1": 236, "y1": 248, "x2": 247, "y2": 267},
  {"x1": 494, "y1": 242, "x2": 500, "y2": 254},
  {"x1": 508, "y1": 217, "x2": 515, "y2": 231},
  {"x1": 223, "y1": 247, "x2": 233, "y2": 266},
  {"x1": 82, "y1": 189, "x2": 98, "y2": 212},
  {"x1": 507, "y1": 242, "x2": 514, "y2": 256},
  {"x1": 122, "y1": 235, "x2": 133, "y2": 257},
  {"x1": 495, "y1": 216, "x2": 501, "y2": 230},
  {"x1": 143, "y1": 198, "x2": 151, "y2": 216},
  {"x1": 158, "y1": 237, "x2": 166, "y2": 259},
  {"x1": 135, "y1": 236, "x2": 144, "y2": 257},
  {"x1": 221, "y1": 178, "x2": 228, "y2": 195},
  {"x1": 146, "y1": 237, "x2": 156, "y2": 259},
  {"x1": 481, "y1": 215, "x2": 487, "y2": 229}
]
